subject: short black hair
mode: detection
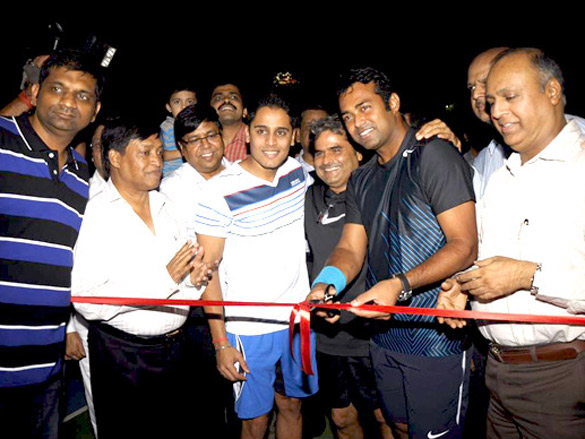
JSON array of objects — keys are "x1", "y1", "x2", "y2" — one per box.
[
  {"x1": 248, "y1": 93, "x2": 295, "y2": 126},
  {"x1": 298, "y1": 105, "x2": 328, "y2": 128},
  {"x1": 337, "y1": 67, "x2": 393, "y2": 111},
  {"x1": 101, "y1": 115, "x2": 160, "y2": 176},
  {"x1": 310, "y1": 115, "x2": 345, "y2": 140},
  {"x1": 39, "y1": 48, "x2": 105, "y2": 101},
  {"x1": 308, "y1": 115, "x2": 363, "y2": 156},
  {"x1": 174, "y1": 104, "x2": 220, "y2": 145},
  {"x1": 166, "y1": 83, "x2": 197, "y2": 102}
]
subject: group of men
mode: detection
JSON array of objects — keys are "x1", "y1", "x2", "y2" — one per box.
[{"x1": 0, "y1": 44, "x2": 584, "y2": 439}]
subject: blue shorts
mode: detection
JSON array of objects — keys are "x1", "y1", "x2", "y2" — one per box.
[
  {"x1": 370, "y1": 343, "x2": 470, "y2": 439},
  {"x1": 227, "y1": 328, "x2": 319, "y2": 419}
]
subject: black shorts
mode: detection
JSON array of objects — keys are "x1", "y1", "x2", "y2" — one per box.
[
  {"x1": 317, "y1": 351, "x2": 379, "y2": 413},
  {"x1": 370, "y1": 342, "x2": 470, "y2": 439}
]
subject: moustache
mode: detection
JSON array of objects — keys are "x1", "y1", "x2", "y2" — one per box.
[
  {"x1": 56, "y1": 105, "x2": 78, "y2": 115},
  {"x1": 219, "y1": 102, "x2": 237, "y2": 111}
]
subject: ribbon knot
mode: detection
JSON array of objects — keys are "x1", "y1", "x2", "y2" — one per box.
[{"x1": 289, "y1": 301, "x2": 314, "y2": 375}]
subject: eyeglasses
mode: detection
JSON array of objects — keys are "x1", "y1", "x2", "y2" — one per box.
[{"x1": 181, "y1": 132, "x2": 221, "y2": 148}]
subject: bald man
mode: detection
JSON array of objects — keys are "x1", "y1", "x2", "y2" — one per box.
[
  {"x1": 467, "y1": 47, "x2": 585, "y2": 198},
  {"x1": 441, "y1": 47, "x2": 585, "y2": 439}
]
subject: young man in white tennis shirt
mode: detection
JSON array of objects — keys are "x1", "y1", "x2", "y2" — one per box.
[{"x1": 195, "y1": 94, "x2": 317, "y2": 439}]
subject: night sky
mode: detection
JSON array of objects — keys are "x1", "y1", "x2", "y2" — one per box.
[{"x1": 2, "y1": 11, "x2": 582, "y2": 138}]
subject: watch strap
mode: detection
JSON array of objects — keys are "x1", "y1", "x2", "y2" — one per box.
[
  {"x1": 530, "y1": 262, "x2": 542, "y2": 295},
  {"x1": 392, "y1": 272, "x2": 412, "y2": 302}
]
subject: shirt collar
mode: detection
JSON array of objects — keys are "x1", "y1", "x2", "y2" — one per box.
[
  {"x1": 297, "y1": 150, "x2": 315, "y2": 172},
  {"x1": 17, "y1": 113, "x2": 50, "y2": 153},
  {"x1": 227, "y1": 123, "x2": 247, "y2": 147},
  {"x1": 104, "y1": 178, "x2": 167, "y2": 215},
  {"x1": 377, "y1": 128, "x2": 417, "y2": 169},
  {"x1": 90, "y1": 170, "x2": 106, "y2": 185},
  {"x1": 177, "y1": 162, "x2": 207, "y2": 183},
  {"x1": 17, "y1": 113, "x2": 81, "y2": 170},
  {"x1": 487, "y1": 140, "x2": 499, "y2": 154},
  {"x1": 234, "y1": 156, "x2": 287, "y2": 182},
  {"x1": 324, "y1": 186, "x2": 346, "y2": 204},
  {"x1": 176, "y1": 160, "x2": 229, "y2": 182},
  {"x1": 505, "y1": 120, "x2": 584, "y2": 174}
]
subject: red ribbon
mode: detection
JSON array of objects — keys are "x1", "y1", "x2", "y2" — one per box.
[
  {"x1": 289, "y1": 302, "x2": 313, "y2": 375},
  {"x1": 71, "y1": 296, "x2": 585, "y2": 376}
]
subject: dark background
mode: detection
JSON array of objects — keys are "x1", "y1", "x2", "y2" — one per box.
[{"x1": 2, "y1": 10, "x2": 582, "y2": 143}]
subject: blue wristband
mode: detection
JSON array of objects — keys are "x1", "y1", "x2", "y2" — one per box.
[{"x1": 311, "y1": 266, "x2": 346, "y2": 295}]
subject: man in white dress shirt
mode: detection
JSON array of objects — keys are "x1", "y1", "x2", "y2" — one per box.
[
  {"x1": 65, "y1": 121, "x2": 108, "y2": 437},
  {"x1": 466, "y1": 47, "x2": 510, "y2": 198},
  {"x1": 439, "y1": 48, "x2": 585, "y2": 439},
  {"x1": 160, "y1": 104, "x2": 228, "y2": 237},
  {"x1": 467, "y1": 47, "x2": 585, "y2": 198},
  {"x1": 72, "y1": 116, "x2": 205, "y2": 438},
  {"x1": 159, "y1": 104, "x2": 235, "y2": 436}
]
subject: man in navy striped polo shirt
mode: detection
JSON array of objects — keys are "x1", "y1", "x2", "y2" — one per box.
[{"x1": 0, "y1": 49, "x2": 102, "y2": 438}]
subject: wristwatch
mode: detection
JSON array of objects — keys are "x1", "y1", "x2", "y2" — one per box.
[
  {"x1": 530, "y1": 262, "x2": 542, "y2": 295},
  {"x1": 392, "y1": 273, "x2": 412, "y2": 302}
]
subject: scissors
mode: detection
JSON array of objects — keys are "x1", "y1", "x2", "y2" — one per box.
[{"x1": 310, "y1": 284, "x2": 339, "y2": 318}]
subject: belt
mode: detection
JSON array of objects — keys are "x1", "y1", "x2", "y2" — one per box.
[
  {"x1": 91, "y1": 321, "x2": 183, "y2": 346},
  {"x1": 489, "y1": 340, "x2": 585, "y2": 364}
]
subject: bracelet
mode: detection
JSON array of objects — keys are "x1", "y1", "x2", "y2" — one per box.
[
  {"x1": 212, "y1": 336, "x2": 228, "y2": 345},
  {"x1": 215, "y1": 344, "x2": 232, "y2": 352}
]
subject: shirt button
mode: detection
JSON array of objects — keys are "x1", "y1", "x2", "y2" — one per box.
[
  {"x1": 53, "y1": 170, "x2": 58, "y2": 175},
  {"x1": 48, "y1": 152, "x2": 55, "y2": 159}
]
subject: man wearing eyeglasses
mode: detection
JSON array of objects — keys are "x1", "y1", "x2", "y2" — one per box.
[
  {"x1": 159, "y1": 103, "x2": 234, "y2": 435},
  {"x1": 160, "y1": 104, "x2": 228, "y2": 238}
]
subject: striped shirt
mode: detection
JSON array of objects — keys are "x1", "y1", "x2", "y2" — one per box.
[
  {"x1": 195, "y1": 158, "x2": 310, "y2": 335},
  {"x1": 0, "y1": 114, "x2": 89, "y2": 387},
  {"x1": 346, "y1": 130, "x2": 474, "y2": 357},
  {"x1": 223, "y1": 123, "x2": 248, "y2": 163}
]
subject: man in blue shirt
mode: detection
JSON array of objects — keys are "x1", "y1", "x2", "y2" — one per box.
[{"x1": 0, "y1": 48, "x2": 102, "y2": 439}]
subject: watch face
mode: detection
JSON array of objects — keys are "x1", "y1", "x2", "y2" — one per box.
[
  {"x1": 397, "y1": 290, "x2": 412, "y2": 302},
  {"x1": 530, "y1": 263, "x2": 542, "y2": 295}
]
